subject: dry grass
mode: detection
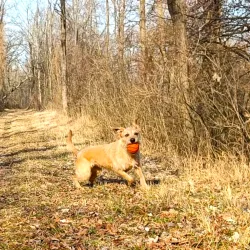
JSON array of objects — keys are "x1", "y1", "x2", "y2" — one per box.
[{"x1": 1, "y1": 110, "x2": 250, "y2": 249}]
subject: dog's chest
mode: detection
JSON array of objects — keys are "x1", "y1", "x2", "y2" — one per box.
[{"x1": 114, "y1": 153, "x2": 138, "y2": 171}]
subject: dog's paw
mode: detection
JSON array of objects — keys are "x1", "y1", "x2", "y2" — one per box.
[
  {"x1": 140, "y1": 184, "x2": 150, "y2": 191},
  {"x1": 133, "y1": 162, "x2": 139, "y2": 169},
  {"x1": 84, "y1": 182, "x2": 94, "y2": 188}
]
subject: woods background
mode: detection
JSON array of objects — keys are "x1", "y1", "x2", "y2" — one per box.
[{"x1": 1, "y1": 0, "x2": 250, "y2": 158}]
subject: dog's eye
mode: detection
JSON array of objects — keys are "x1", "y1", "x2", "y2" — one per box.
[
  {"x1": 134, "y1": 132, "x2": 139, "y2": 136},
  {"x1": 125, "y1": 134, "x2": 129, "y2": 137}
]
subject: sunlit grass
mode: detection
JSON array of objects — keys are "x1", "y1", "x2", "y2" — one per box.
[{"x1": 1, "y1": 110, "x2": 250, "y2": 249}]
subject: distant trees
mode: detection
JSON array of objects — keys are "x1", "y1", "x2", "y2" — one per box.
[{"x1": 2, "y1": 0, "x2": 250, "y2": 156}]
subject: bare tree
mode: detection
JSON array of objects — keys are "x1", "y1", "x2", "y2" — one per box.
[
  {"x1": 167, "y1": 0, "x2": 194, "y2": 141},
  {"x1": 117, "y1": 0, "x2": 125, "y2": 66},
  {"x1": 60, "y1": 0, "x2": 68, "y2": 114},
  {"x1": 105, "y1": 0, "x2": 110, "y2": 55},
  {"x1": 156, "y1": 0, "x2": 165, "y2": 59},
  {"x1": 44, "y1": 4, "x2": 55, "y2": 103},
  {"x1": 0, "y1": 0, "x2": 5, "y2": 110},
  {"x1": 139, "y1": 0, "x2": 147, "y2": 80},
  {"x1": 72, "y1": 0, "x2": 79, "y2": 45}
]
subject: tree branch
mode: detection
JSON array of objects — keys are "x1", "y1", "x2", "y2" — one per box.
[{"x1": 2, "y1": 77, "x2": 29, "y2": 102}]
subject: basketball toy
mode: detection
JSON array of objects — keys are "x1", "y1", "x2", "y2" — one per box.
[{"x1": 127, "y1": 143, "x2": 139, "y2": 154}]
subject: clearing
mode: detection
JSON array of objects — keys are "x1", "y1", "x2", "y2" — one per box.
[{"x1": 0, "y1": 109, "x2": 250, "y2": 249}]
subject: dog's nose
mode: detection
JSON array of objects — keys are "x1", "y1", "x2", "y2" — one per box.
[{"x1": 130, "y1": 138, "x2": 135, "y2": 143}]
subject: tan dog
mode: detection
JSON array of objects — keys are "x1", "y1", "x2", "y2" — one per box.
[{"x1": 67, "y1": 123, "x2": 149, "y2": 189}]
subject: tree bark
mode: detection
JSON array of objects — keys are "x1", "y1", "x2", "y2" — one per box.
[
  {"x1": 139, "y1": 0, "x2": 147, "y2": 80},
  {"x1": 167, "y1": 0, "x2": 188, "y2": 90},
  {"x1": 0, "y1": 0, "x2": 5, "y2": 111},
  {"x1": 72, "y1": 0, "x2": 79, "y2": 46},
  {"x1": 206, "y1": 0, "x2": 223, "y2": 73},
  {"x1": 167, "y1": 0, "x2": 194, "y2": 141},
  {"x1": 60, "y1": 0, "x2": 68, "y2": 114},
  {"x1": 105, "y1": 0, "x2": 110, "y2": 55},
  {"x1": 117, "y1": 0, "x2": 125, "y2": 66},
  {"x1": 35, "y1": 9, "x2": 42, "y2": 110},
  {"x1": 156, "y1": 0, "x2": 165, "y2": 59}
]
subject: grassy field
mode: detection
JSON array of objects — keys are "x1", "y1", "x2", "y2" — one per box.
[{"x1": 0, "y1": 109, "x2": 250, "y2": 249}]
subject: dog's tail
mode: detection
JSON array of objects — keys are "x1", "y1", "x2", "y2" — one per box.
[{"x1": 67, "y1": 130, "x2": 78, "y2": 157}]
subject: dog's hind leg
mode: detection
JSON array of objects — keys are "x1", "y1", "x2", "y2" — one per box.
[
  {"x1": 73, "y1": 175, "x2": 84, "y2": 189},
  {"x1": 89, "y1": 166, "x2": 101, "y2": 185},
  {"x1": 73, "y1": 158, "x2": 92, "y2": 188}
]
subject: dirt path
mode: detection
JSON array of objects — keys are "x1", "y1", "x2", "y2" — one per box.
[
  {"x1": 0, "y1": 109, "x2": 164, "y2": 250},
  {"x1": 0, "y1": 109, "x2": 66, "y2": 183},
  {"x1": 0, "y1": 109, "x2": 68, "y2": 178},
  {"x1": 0, "y1": 109, "x2": 76, "y2": 249}
]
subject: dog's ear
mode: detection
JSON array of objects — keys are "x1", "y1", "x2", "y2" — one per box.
[
  {"x1": 132, "y1": 119, "x2": 140, "y2": 130},
  {"x1": 112, "y1": 127, "x2": 125, "y2": 137}
]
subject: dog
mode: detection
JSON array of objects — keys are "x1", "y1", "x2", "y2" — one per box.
[{"x1": 67, "y1": 122, "x2": 149, "y2": 190}]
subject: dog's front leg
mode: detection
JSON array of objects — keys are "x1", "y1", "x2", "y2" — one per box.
[
  {"x1": 134, "y1": 163, "x2": 149, "y2": 190},
  {"x1": 116, "y1": 169, "x2": 134, "y2": 186}
]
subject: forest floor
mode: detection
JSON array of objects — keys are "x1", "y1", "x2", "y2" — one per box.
[{"x1": 0, "y1": 109, "x2": 250, "y2": 249}]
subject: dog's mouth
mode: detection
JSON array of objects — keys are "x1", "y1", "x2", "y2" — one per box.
[
  {"x1": 126, "y1": 142, "x2": 140, "y2": 154},
  {"x1": 127, "y1": 142, "x2": 139, "y2": 145}
]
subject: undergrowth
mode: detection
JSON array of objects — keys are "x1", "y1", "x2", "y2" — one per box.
[{"x1": 0, "y1": 110, "x2": 250, "y2": 249}]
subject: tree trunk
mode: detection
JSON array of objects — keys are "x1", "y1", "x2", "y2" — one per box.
[
  {"x1": 139, "y1": 0, "x2": 147, "y2": 80},
  {"x1": 35, "y1": 9, "x2": 42, "y2": 110},
  {"x1": 117, "y1": 0, "x2": 125, "y2": 67},
  {"x1": 111, "y1": 0, "x2": 117, "y2": 46},
  {"x1": 28, "y1": 41, "x2": 39, "y2": 110},
  {"x1": 206, "y1": 0, "x2": 223, "y2": 74},
  {"x1": 0, "y1": 1, "x2": 5, "y2": 111},
  {"x1": 167, "y1": 0, "x2": 194, "y2": 142},
  {"x1": 156, "y1": 0, "x2": 165, "y2": 59},
  {"x1": 72, "y1": 0, "x2": 79, "y2": 46},
  {"x1": 60, "y1": 0, "x2": 68, "y2": 114},
  {"x1": 207, "y1": 0, "x2": 223, "y2": 44},
  {"x1": 105, "y1": 0, "x2": 110, "y2": 56},
  {"x1": 45, "y1": 7, "x2": 54, "y2": 103}
]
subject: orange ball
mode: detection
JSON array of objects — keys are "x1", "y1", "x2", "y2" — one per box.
[{"x1": 127, "y1": 143, "x2": 139, "y2": 154}]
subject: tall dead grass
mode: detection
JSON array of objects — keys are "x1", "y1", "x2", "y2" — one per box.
[
  {"x1": 66, "y1": 45, "x2": 250, "y2": 163},
  {"x1": 145, "y1": 154, "x2": 250, "y2": 247}
]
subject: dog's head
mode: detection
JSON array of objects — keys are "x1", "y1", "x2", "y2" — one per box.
[{"x1": 113, "y1": 122, "x2": 141, "y2": 146}]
